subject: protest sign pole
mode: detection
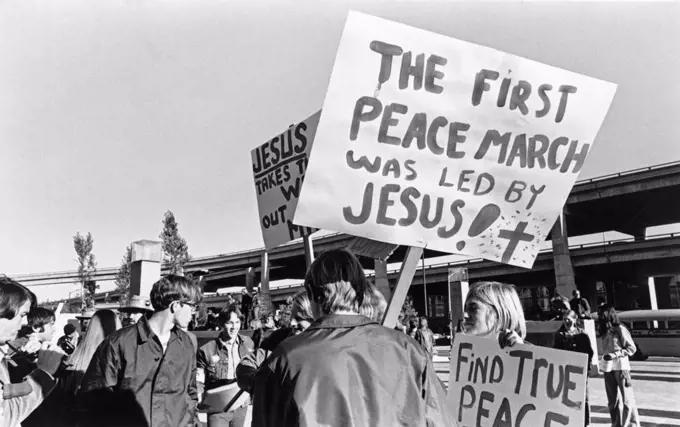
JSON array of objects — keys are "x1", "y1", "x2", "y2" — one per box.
[
  {"x1": 303, "y1": 231, "x2": 314, "y2": 271},
  {"x1": 421, "y1": 252, "x2": 428, "y2": 317},
  {"x1": 260, "y1": 251, "x2": 271, "y2": 315},
  {"x1": 381, "y1": 246, "x2": 423, "y2": 328}
]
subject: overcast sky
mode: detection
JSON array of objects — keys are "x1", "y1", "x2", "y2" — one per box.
[{"x1": 1, "y1": 0, "x2": 679, "y2": 298}]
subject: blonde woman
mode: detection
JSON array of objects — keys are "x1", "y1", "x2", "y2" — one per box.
[{"x1": 462, "y1": 281, "x2": 526, "y2": 347}]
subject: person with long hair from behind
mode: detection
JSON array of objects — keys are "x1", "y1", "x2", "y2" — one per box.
[
  {"x1": 598, "y1": 305, "x2": 640, "y2": 427},
  {"x1": 462, "y1": 281, "x2": 526, "y2": 348},
  {"x1": 59, "y1": 309, "x2": 121, "y2": 426}
]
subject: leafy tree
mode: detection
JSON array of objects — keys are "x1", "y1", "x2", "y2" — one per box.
[
  {"x1": 159, "y1": 210, "x2": 191, "y2": 275},
  {"x1": 114, "y1": 245, "x2": 133, "y2": 306},
  {"x1": 400, "y1": 295, "x2": 419, "y2": 327},
  {"x1": 73, "y1": 232, "x2": 97, "y2": 309}
]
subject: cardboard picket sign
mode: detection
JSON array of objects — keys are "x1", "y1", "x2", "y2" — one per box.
[
  {"x1": 251, "y1": 111, "x2": 321, "y2": 250},
  {"x1": 294, "y1": 11, "x2": 617, "y2": 268},
  {"x1": 449, "y1": 334, "x2": 588, "y2": 427}
]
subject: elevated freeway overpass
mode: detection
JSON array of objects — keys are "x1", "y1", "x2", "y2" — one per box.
[{"x1": 12, "y1": 161, "x2": 680, "y2": 312}]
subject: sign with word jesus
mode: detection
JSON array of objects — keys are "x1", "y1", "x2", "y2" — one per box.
[
  {"x1": 449, "y1": 334, "x2": 588, "y2": 427},
  {"x1": 251, "y1": 111, "x2": 321, "y2": 249},
  {"x1": 294, "y1": 11, "x2": 617, "y2": 267}
]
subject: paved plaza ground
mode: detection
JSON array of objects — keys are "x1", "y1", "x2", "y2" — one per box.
[{"x1": 434, "y1": 347, "x2": 680, "y2": 427}]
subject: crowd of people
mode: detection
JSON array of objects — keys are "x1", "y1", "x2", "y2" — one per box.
[{"x1": 1, "y1": 249, "x2": 640, "y2": 427}]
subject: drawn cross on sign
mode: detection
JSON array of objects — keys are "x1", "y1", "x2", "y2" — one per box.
[{"x1": 498, "y1": 221, "x2": 534, "y2": 264}]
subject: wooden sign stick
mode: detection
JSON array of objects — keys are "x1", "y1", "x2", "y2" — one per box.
[
  {"x1": 380, "y1": 246, "x2": 424, "y2": 328},
  {"x1": 302, "y1": 230, "x2": 315, "y2": 270}
]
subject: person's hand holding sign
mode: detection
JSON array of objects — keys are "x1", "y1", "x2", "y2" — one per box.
[{"x1": 498, "y1": 329, "x2": 524, "y2": 349}]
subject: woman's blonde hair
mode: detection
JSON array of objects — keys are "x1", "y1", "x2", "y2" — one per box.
[
  {"x1": 359, "y1": 283, "x2": 387, "y2": 322},
  {"x1": 465, "y1": 281, "x2": 526, "y2": 339},
  {"x1": 65, "y1": 309, "x2": 121, "y2": 393},
  {"x1": 291, "y1": 290, "x2": 314, "y2": 323}
]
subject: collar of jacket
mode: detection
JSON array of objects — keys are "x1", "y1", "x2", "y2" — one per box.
[
  {"x1": 216, "y1": 332, "x2": 243, "y2": 349},
  {"x1": 136, "y1": 315, "x2": 184, "y2": 344},
  {"x1": 307, "y1": 314, "x2": 377, "y2": 331}
]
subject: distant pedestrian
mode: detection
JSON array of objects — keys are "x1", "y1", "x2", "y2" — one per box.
[
  {"x1": 570, "y1": 289, "x2": 591, "y2": 319},
  {"x1": 414, "y1": 317, "x2": 435, "y2": 360},
  {"x1": 554, "y1": 310, "x2": 594, "y2": 426},
  {"x1": 550, "y1": 289, "x2": 570, "y2": 320},
  {"x1": 598, "y1": 305, "x2": 640, "y2": 427},
  {"x1": 240, "y1": 289, "x2": 252, "y2": 327},
  {"x1": 394, "y1": 314, "x2": 408, "y2": 334}
]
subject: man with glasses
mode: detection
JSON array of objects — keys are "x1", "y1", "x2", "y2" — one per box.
[
  {"x1": 80, "y1": 275, "x2": 202, "y2": 427},
  {"x1": 197, "y1": 307, "x2": 254, "y2": 427}
]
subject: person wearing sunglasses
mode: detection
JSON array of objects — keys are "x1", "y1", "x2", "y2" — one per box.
[{"x1": 78, "y1": 274, "x2": 202, "y2": 427}]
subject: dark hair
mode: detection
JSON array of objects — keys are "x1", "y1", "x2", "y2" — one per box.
[
  {"x1": 64, "y1": 323, "x2": 77, "y2": 335},
  {"x1": 218, "y1": 307, "x2": 244, "y2": 325},
  {"x1": 0, "y1": 276, "x2": 37, "y2": 320},
  {"x1": 150, "y1": 274, "x2": 203, "y2": 311},
  {"x1": 598, "y1": 304, "x2": 621, "y2": 337},
  {"x1": 28, "y1": 307, "x2": 56, "y2": 331},
  {"x1": 304, "y1": 249, "x2": 366, "y2": 312}
]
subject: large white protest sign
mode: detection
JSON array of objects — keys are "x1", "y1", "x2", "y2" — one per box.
[
  {"x1": 294, "y1": 11, "x2": 617, "y2": 267},
  {"x1": 449, "y1": 334, "x2": 588, "y2": 427},
  {"x1": 252, "y1": 111, "x2": 321, "y2": 249}
]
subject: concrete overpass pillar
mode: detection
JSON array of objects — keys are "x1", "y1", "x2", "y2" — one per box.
[
  {"x1": 648, "y1": 277, "x2": 659, "y2": 311},
  {"x1": 373, "y1": 259, "x2": 391, "y2": 302},
  {"x1": 260, "y1": 252, "x2": 272, "y2": 315},
  {"x1": 620, "y1": 226, "x2": 646, "y2": 242},
  {"x1": 448, "y1": 267, "x2": 469, "y2": 336},
  {"x1": 653, "y1": 276, "x2": 674, "y2": 309},
  {"x1": 551, "y1": 212, "x2": 577, "y2": 297},
  {"x1": 129, "y1": 240, "x2": 163, "y2": 299}
]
